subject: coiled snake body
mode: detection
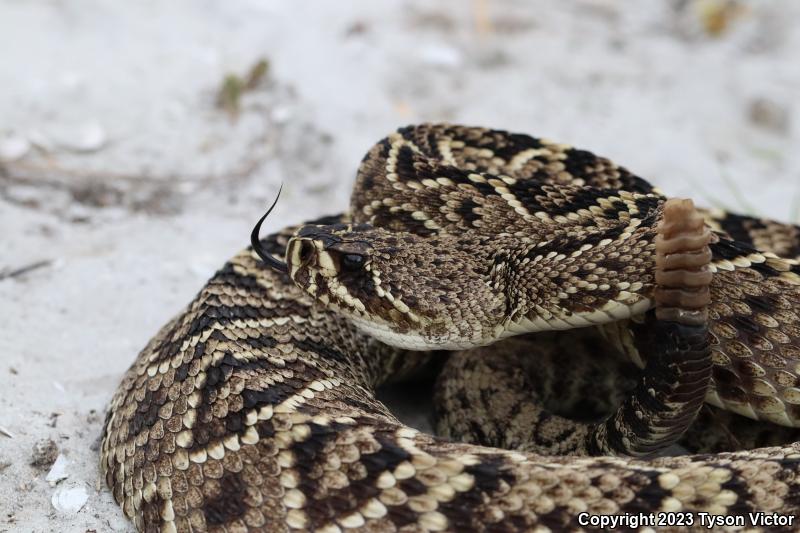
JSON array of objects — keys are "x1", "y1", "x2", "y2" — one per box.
[{"x1": 102, "y1": 124, "x2": 800, "y2": 532}]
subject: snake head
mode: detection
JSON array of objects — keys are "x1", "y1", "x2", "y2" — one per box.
[
  {"x1": 282, "y1": 223, "x2": 506, "y2": 350},
  {"x1": 286, "y1": 223, "x2": 375, "y2": 286}
]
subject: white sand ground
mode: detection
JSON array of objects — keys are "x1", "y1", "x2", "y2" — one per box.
[{"x1": 1, "y1": 1, "x2": 799, "y2": 531}]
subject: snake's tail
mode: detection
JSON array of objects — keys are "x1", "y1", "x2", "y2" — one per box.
[
  {"x1": 654, "y1": 197, "x2": 713, "y2": 324},
  {"x1": 590, "y1": 198, "x2": 714, "y2": 457}
]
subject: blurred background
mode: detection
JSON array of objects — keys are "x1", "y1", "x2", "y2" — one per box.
[{"x1": 1, "y1": 1, "x2": 798, "y2": 530}]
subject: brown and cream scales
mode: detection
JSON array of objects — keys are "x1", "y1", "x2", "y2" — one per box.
[{"x1": 102, "y1": 124, "x2": 800, "y2": 532}]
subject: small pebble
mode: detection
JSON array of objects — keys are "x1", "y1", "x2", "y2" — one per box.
[
  {"x1": 46, "y1": 453, "x2": 70, "y2": 484},
  {"x1": 0, "y1": 134, "x2": 31, "y2": 161},
  {"x1": 56, "y1": 121, "x2": 108, "y2": 152},
  {"x1": 419, "y1": 44, "x2": 463, "y2": 68},
  {"x1": 30, "y1": 438, "x2": 59, "y2": 469},
  {"x1": 51, "y1": 484, "x2": 89, "y2": 513},
  {"x1": 271, "y1": 106, "x2": 293, "y2": 124},
  {"x1": 748, "y1": 98, "x2": 790, "y2": 135}
]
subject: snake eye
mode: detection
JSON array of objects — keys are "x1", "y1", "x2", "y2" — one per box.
[{"x1": 341, "y1": 253, "x2": 366, "y2": 272}]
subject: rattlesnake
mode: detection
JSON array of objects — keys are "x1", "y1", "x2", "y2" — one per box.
[{"x1": 102, "y1": 124, "x2": 800, "y2": 532}]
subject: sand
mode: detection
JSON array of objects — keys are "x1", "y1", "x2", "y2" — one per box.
[{"x1": 1, "y1": 1, "x2": 798, "y2": 530}]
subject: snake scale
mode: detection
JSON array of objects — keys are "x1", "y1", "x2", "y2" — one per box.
[{"x1": 102, "y1": 124, "x2": 800, "y2": 532}]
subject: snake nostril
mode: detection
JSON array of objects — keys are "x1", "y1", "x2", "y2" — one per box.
[{"x1": 299, "y1": 241, "x2": 314, "y2": 264}]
